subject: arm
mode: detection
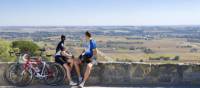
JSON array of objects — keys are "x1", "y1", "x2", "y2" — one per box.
[
  {"x1": 92, "y1": 48, "x2": 97, "y2": 59},
  {"x1": 90, "y1": 40, "x2": 97, "y2": 60},
  {"x1": 61, "y1": 51, "x2": 72, "y2": 58},
  {"x1": 90, "y1": 48, "x2": 98, "y2": 65}
]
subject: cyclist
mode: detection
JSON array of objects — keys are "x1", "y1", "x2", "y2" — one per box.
[
  {"x1": 56, "y1": 35, "x2": 65, "y2": 53},
  {"x1": 55, "y1": 35, "x2": 77, "y2": 86},
  {"x1": 74, "y1": 31, "x2": 98, "y2": 88}
]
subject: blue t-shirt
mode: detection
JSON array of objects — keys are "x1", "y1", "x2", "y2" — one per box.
[{"x1": 85, "y1": 39, "x2": 96, "y2": 57}]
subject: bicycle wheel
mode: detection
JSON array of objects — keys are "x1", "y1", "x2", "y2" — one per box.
[
  {"x1": 57, "y1": 63, "x2": 67, "y2": 85},
  {"x1": 50, "y1": 63, "x2": 66, "y2": 85},
  {"x1": 5, "y1": 63, "x2": 33, "y2": 87},
  {"x1": 3, "y1": 63, "x2": 16, "y2": 85},
  {"x1": 7, "y1": 63, "x2": 24, "y2": 86},
  {"x1": 19, "y1": 69, "x2": 33, "y2": 86},
  {"x1": 43, "y1": 63, "x2": 59, "y2": 85}
]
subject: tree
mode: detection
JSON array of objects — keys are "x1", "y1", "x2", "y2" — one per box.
[{"x1": 12, "y1": 41, "x2": 40, "y2": 55}]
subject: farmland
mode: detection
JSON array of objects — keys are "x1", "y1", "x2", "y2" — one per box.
[{"x1": 1, "y1": 26, "x2": 200, "y2": 63}]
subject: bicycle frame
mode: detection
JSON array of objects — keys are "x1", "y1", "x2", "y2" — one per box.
[{"x1": 23, "y1": 59, "x2": 49, "y2": 79}]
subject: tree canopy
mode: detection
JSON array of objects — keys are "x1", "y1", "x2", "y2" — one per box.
[{"x1": 12, "y1": 40, "x2": 40, "y2": 55}]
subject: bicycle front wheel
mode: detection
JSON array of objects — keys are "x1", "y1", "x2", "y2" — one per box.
[
  {"x1": 53, "y1": 63, "x2": 66, "y2": 85},
  {"x1": 19, "y1": 69, "x2": 33, "y2": 86},
  {"x1": 43, "y1": 63, "x2": 60, "y2": 85},
  {"x1": 6, "y1": 63, "x2": 24, "y2": 86}
]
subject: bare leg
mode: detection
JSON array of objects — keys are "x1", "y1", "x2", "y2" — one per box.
[
  {"x1": 67, "y1": 58, "x2": 74, "y2": 69},
  {"x1": 64, "y1": 58, "x2": 74, "y2": 80},
  {"x1": 63, "y1": 63, "x2": 77, "y2": 86},
  {"x1": 79, "y1": 63, "x2": 93, "y2": 87},
  {"x1": 63, "y1": 64, "x2": 72, "y2": 81},
  {"x1": 83, "y1": 63, "x2": 93, "y2": 81},
  {"x1": 74, "y1": 59, "x2": 81, "y2": 78}
]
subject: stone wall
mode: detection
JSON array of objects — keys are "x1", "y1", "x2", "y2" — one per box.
[
  {"x1": 1, "y1": 62, "x2": 200, "y2": 86},
  {"x1": 87, "y1": 62, "x2": 200, "y2": 86}
]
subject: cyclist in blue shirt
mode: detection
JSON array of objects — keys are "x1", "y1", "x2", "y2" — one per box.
[{"x1": 74, "y1": 31, "x2": 98, "y2": 88}]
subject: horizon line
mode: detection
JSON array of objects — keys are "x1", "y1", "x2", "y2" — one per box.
[{"x1": 1, "y1": 24, "x2": 200, "y2": 27}]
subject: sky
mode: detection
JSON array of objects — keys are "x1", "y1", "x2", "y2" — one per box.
[{"x1": 0, "y1": 0, "x2": 200, "y2": 26}]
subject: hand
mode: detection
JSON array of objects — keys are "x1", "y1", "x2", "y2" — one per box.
[
  {"x1": 92, "y1": 56, "x2": 97, "y2": 60},
  {"x1": 91, "y1": 59, "x2": 98, "y2": 65},
  {"x1": 82, "y1": 49, "x2": 85, "y2": 53}
]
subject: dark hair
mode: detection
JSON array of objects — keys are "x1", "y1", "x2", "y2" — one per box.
[
  {"x1": 85, "y1": 31, "x2": 91, "y2": 37},
  {"x1": 61, "y1": 35, "x2": 65, "y2": 39}
]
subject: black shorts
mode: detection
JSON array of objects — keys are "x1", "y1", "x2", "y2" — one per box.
[
  {"x1": 55, "y1": 56, "x2": 69, "y2": 65},
  {"x1": 79, "y1": 54, "x2": 92, "y2": 63}
]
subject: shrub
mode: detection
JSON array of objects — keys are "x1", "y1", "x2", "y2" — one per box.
[
  {"x1": 174, "y1": 56, "x2": 179, "y2": 61},
  {"x1": 0, "y1": 39, "x2": 15, "y2": 62}
]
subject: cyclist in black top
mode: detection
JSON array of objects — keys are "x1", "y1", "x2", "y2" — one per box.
[
  {"x1": 56, "y1": 35, "x2": 65, "y2": 53},
  {"x1": 55, "y1": 35, "x2": 77, "y2": 86}
]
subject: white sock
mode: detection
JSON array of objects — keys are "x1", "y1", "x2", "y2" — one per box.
[
  {"x1": 69, "y1": 80, "x2": 74, "y2": 84},
  {"x1": 79, "y1": 77, "x2": 82, "y2": 80},
  {"x1": 81, "y1": 80, "x2": 85, "y2": 84}
]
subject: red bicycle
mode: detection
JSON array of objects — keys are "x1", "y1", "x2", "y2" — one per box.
[{"x1": 4, "y1": 49, "x2": 65, "y2": 86}]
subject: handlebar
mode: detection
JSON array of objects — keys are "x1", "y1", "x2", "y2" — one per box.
[
  {"x1": 46, "y1": 54, "x2": 54, "y2": 57},
  {"x1": 38, "y1": 48, "x2": 46, "y2": 52},
  {"x1": 9, "y1": 48, "x2": 49, "y2": 57},
  {"x1": 9, "y1": 51, "x2": 14, "y2": 54},
  {"x1": 9, "y1": 51, "x2": 21, "y2": 56},
  {"x1": 15, "y1": 52, "x2": 21, "y2": 56}
]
